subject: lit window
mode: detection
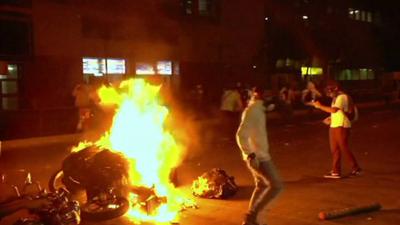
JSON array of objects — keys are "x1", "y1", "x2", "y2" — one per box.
[
  {"x1": 136, "y1": 63, "x2": 155, "y2": 75},
  {"x1": 184, "y1": 0, "x2": 193, "y2": 15},
  {"x1": 2, "y1": 80, "x2": 18, "y2": 94},
  {"x1": 83, "y1": 57, "x2": 126, "y2": 76},
  {"x1": 83, "y1": 57, "x2": 106, "y2": 76},
  {"x1": 349, "y1": 8, "x2": 374, "y2": 23},
  {"x1": 352, "y1": 70, "x2": 360, "y2": 80},
  {"x1": 157, "y1": 61, "x2": 172, "y2": 75},
  {"x1": 337, "y1": 69, "x2": 375, "y2": 80},
  {"x1": 198, "y1": 0, "x2": 208, "y2": 15},
  {"x1": 135, "y1": 61, "x2": 179, "y2": 75},
  {"x1": 107, "y1": 59, "x2": 126, "y2": 74},
  {"x1": 302, "y1": 15, "x2": 309, "y2": 20},
  {"x1": 361, "y1": 11, "x2": 366, "y2": 21},
  {"x1": 301, "y1": 67, "x2": 323, "y2": 76},
  {"x1": 8, "y1": 64, "x2": 18, "y2": 75},
  {"x1": 354, "y1": 10, "x2": 360, "y2": 20},
  {"x1": 0, "y1": 64, "x2": 18, "y2": 78},
  {"x1": 348, "y1": 8, "x2": 355, "y2": 19},
  {"x1": 367, "y1": 12, "x2": 372, "y2": 22},
  {"x1": 360, "y1": 69, "x2": 368, "y2": 80},
  {"x1": 285, "y1": 58, "x2": 293, "y2": 67},
  {"x1": 340, "y1": 69, "x2": 352, "y2": 80},
  {"x1": 367, "y1": 69, "x2": 375, "y2": 79},
  {"x1": 183, "y1": 0, "x2": 219, "y2": 19}
]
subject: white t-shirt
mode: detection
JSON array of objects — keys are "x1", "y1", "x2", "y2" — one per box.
[
  {"x1": 236, "y1": 99, "x2": 273, "y2": 161},
  {"x1": 330, "y1": 94, "x2": 351, "y2": 128}
]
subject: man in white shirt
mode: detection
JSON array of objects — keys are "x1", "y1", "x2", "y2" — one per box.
[
  {"x1": 310, "y1": 81, "x2": 362, "y2": 179},
  {"x1": 236, "y1": 87, "x2": 283, "y2": 225}
]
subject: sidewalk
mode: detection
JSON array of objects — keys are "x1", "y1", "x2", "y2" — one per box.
[
  {"x1": 267, "y1": 99, "x2": 398, "y2": 120},
  {"x1": 0, "y1": 133, "x2": 81, "y2": 154},
  {"x1": 0, "y1": 102, "x2": 399, "y2": 225},
  {"x1": 1, "y1": 99, "x2": 398, "y2": 153}
]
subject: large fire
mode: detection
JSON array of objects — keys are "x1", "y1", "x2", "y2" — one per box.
[{"x1": 75, "y1": 78, "x2": 192, "y2": 223}]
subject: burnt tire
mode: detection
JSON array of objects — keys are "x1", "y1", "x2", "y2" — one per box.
[{"x1": 80, "y1": 197, "x2": 130, "y2": 221}]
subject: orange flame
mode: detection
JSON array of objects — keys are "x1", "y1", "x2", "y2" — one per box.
[
  {"x1": 78, "y1": 78, "x2": 192, "y2": 223},
  {"x1": 191, "y1": 177, "x2": 212, "y2": 197}
]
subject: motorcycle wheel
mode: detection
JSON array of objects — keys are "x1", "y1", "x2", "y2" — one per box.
[
  {"x1": 48, "y1": 169, "x2": 81, "y2": 193},
  {"x1": 80, "y1": 197, "x2": 130, "y2": 221}
]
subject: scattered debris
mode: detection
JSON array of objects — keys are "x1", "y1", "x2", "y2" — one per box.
[
  {"x1": 192, "y1": 168, "x2": 238, "y2": 199},
  {"x1": 318, "y1": 203, "x2": 381, "y2": 220}
]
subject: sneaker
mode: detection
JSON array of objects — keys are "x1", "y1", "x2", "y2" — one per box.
[
  {"x1": 350, "y1": 168, "x2": 362, "y2": 176},
  {"x1": 323, "y1": 172, "x2": 341, "y2": 179}
]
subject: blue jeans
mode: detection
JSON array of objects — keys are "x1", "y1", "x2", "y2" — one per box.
[{"x1": 246, "y1": 159, "x2": 283, "y2": 220}]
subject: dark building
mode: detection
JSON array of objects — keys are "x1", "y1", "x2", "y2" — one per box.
[
  {"x1": 258, "y1": 0, "x2": 400, "y2": 98},
  {"x1": 0, "y1": 0, "x2": 267, "y2": 109}
]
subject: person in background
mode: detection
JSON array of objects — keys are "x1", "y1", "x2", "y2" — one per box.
[
  {"x1": 192, "y1": 84, "x2": 205, "y2": 118},
  {"x1": 279, "y1": 83, "x2": 296, "y2": 122},
  {"x1": 72, "y1": 82, "x2": 93, "y2": 131},
  {"x1": 302, "y1": 81, "x2": 322, "y2": 115},
  {"x1": 301, "y1": 81, "x2": 322, "y2": 103},
  {"x1": 236, "y1": 86, "x2": 283, "y2": 225},
  {"x1": 309, "y1": 80, "x2": 362, "y2": 179},
  {"x1": 237, "y1": 82, "x2": 252, "y2": 107},
  {"x1": 220, "y1": 84, "x2": 244, "y2": 139},
  {"x1": 221, "y1": 84, "x2": 244, "y2": 114}
]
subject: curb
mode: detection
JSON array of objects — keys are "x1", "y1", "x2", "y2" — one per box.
[{"x1": 1, "y1": 133, "x2": 82, "y2": 153}]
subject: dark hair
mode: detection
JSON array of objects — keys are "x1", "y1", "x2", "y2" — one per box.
[
  {"x1": 252, "y1": 86, "x2": 265, "y2": 96},
  {"x1": 325, "y1": 80, "x2": 341, "y2": 92}
]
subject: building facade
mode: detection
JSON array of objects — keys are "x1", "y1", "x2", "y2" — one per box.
[{"x1": 0, "y1": 0, "x2": 266, "y2": 111}]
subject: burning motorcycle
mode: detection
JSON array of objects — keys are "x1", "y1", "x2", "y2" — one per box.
[
  {"x1": 48, "y1": 146, "x2": 130, "y2": 221},
  {"x1": 1, "y1": 172, "x2": 80, "y2": 225},
  {"x1": 14, "y1": 188, "x2": 81, "y2": 225}
]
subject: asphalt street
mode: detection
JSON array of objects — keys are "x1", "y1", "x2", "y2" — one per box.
[{"x1": 0, "y1": 106, "x2": 399, "y2": 225}]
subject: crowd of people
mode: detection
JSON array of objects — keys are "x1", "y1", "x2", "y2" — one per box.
[{"x1": 212, "y1": 79, "x2": 327, "y2": 124}]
